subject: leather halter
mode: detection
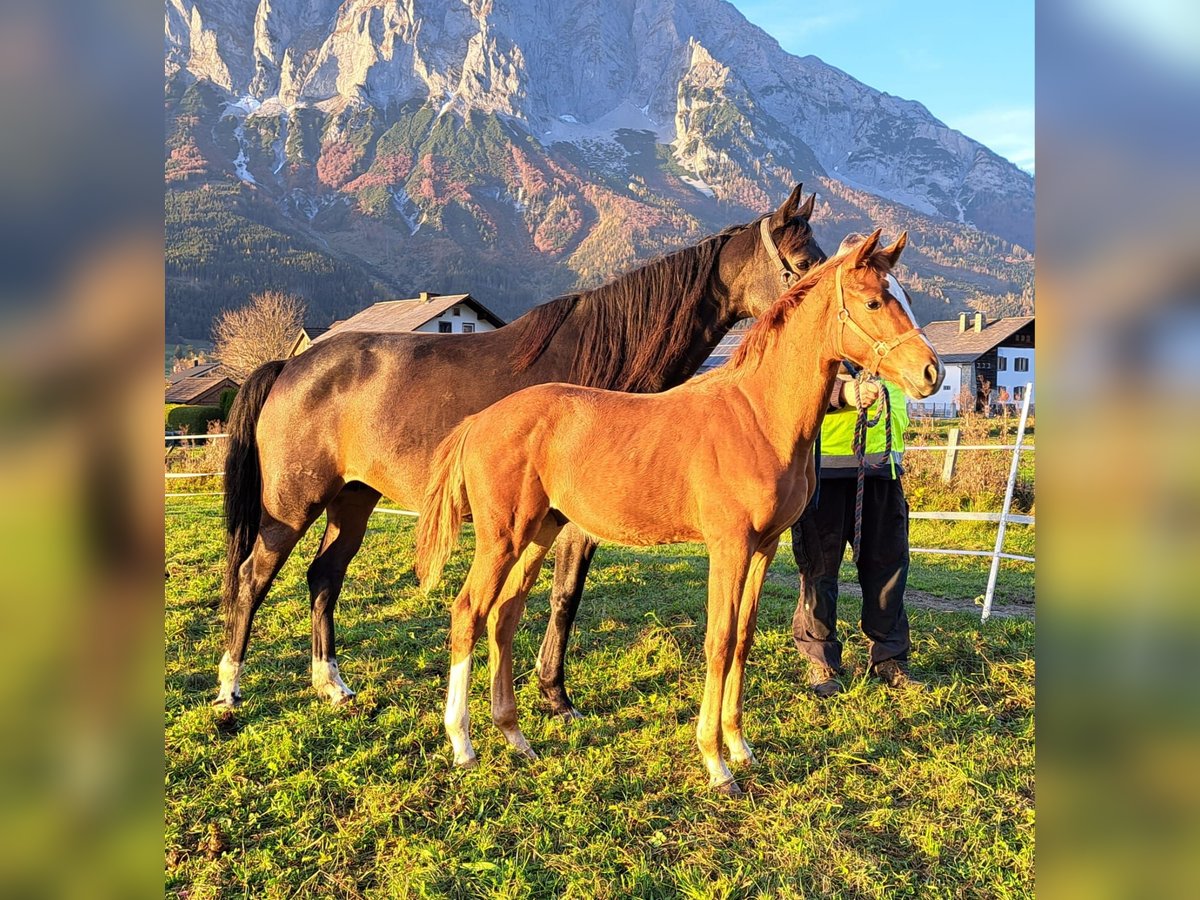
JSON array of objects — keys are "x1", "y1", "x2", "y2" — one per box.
[
  {"x1": 833, "y1": 264, "x2": 925, "y2": 377},
  {"x1": 759, "y1": 217, "x2": 795, "y2": 286}
]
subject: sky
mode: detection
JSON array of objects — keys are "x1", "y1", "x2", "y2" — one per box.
[{"x1": 730, "y1": 0, "x2": 1035, "y2": 173}]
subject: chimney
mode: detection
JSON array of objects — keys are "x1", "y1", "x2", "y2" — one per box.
[
  {"x1": 973, "y1": 312, "x2": 984, "y2": 332},
  {"x1": 958, "y1": 313, "x2": 967, "y2": 333},
  {"x1": 418, "y1": 291, "x2": 434, "y2": 303}
]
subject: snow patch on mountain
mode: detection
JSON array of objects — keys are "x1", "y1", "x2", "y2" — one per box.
[{"x1": 541, "y1": 100, "x2": 674, "y2": 145}]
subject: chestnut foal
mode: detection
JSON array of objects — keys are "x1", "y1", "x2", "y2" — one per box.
[{"x1": 417, "y1": 230, "x2": 943, "y2": 795}]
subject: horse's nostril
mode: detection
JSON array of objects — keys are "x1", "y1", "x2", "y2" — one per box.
[{"x1": 925, "y1": 364, "x2": 940, "y2": 384}]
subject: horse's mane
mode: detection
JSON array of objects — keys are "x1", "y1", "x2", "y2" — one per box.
[
  {"x1": 509, "y1": 219, "x2": 777, "y2": 392},
  {"x1": 724, "y1": 246, "x2": 892, "y2": 371}
]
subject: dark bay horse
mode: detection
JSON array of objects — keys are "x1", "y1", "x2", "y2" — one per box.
[
  {"x1": 416, "y1": 230, "x2": 943, "y2": 795},
  {"x1": 216, "y1": 185, "x2": 827, "y2": 708}
]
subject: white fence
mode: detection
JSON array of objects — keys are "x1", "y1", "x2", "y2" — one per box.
[{"x1": 165, "y1": 385, "x2": 1034, "y2": 622}]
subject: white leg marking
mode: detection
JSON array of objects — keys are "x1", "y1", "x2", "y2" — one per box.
[
  {"x1": 445, "y1": 658, "x2": 476, "y2": 767},
  {"x1": 725, "y1": 734, "x2": 759, "y2": 768},
  {"x1": 214, "y1": 652, "x2": 243, "y2": 707},
  {"x1": 498, "y1": 726, "x2": 538, "y2": 760},
  {"x1": 706, "y1": 753, "x2": 736, "y2": 789},
  {"x1": 311, "y1": 656, "x2": 355, "y2": 705}
]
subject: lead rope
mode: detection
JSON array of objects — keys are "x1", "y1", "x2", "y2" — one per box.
[{"x1": 851, "y1": 373, "x2": 893, "y2": 563}]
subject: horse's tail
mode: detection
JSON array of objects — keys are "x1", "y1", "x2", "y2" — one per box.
[
  {"x1": 221, "y1": 359, "x2": 286, "y2": 634},
  {"x1": 415, "y1": 416, "x2": 476, "y2": 591}
]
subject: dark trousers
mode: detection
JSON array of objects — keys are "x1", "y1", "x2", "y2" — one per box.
[{"x1": 791, "y1": 478, "x2": 911, "y2": 671}]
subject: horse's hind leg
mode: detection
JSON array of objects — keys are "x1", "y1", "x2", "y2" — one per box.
[
  {"x1": 490, "y1": 523, "x2": 560, "y2": 758},
  {"x1": 722, "y1": 539, "x2": 779, "y2": 768},
  {"x1": 535, "y1": 524, "x2": 598, "y2": 720},
  {"x1": 216, "y1": 515, "x2": 310, "y2": 707},
  {"x1": 306, "y1": 483, "x2": 380, "y2": 705}
]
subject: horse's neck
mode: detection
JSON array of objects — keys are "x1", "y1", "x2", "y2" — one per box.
[
  {"x1": 735, "y1": 287, "x2": 841, "y2": 461},
  {"x1": 564, "y1": 286, "x2": 732, "y2": 391}
]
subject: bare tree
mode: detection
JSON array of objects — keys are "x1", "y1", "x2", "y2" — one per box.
[{"x1": 212, "y1": 291, "x2": 305, "y2": 380}]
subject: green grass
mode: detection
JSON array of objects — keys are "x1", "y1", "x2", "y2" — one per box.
[{"x1": 166, "y1": 498, "x2": 1033, "y2": 898}]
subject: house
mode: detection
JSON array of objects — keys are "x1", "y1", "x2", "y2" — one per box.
[
  {"x1": 287, "y1": 322, "x2": 339, "y2": 357},
  {"x1": 921, "y1": 313, "x2": 1035, "y2": 414},
  {"x1": 166, "y1": 361, "x2": 239, "y2": 406},
  {"x1": 166, "y1": 360, "x2": 239, "y2": 405},
  {"x1": 292, "y1": 293, "x2": 505, "y2": 355}
]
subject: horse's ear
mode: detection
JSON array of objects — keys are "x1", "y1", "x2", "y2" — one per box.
[
  {"x1": 879, "y1": 231, "x2": 908, "y2": 268},
  {"x1": 848, "y1": 228, "x2": 883, "y2": 268},
  {"x1": 769, "y1": 183, "x2": 805, "y2": 230},
  {"x1": 796, "y1": 192, "x2": 816, "y2": 221}
]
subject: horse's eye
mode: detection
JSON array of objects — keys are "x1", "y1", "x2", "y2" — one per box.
[{"x1": 865, "y1": 298, "x2": 883, "y2": 311}]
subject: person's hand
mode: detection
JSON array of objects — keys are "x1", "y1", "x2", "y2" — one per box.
[{"x1": 842, "y1": 379, "x2": 880, "y2": 408}]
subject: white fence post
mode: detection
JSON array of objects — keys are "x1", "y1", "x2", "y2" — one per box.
[
  {"x1": 982, "y1": 382, "x2": 1033, "y2": 621},
  {"x1": 940, "y1": 427, "x2": 960, "y2": 483}
]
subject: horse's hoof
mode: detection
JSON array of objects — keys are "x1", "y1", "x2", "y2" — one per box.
[
  {"x1": 518, "y1": 747, "x2": 539, "y2": 761},
  {"x1": 728, "y1": 745, "x2": 759, "y2": 768},
  {"x1": 558, "y1": 705, "x2": 583, "y2": 723},
  {"x1": 328, "y1": 690, "x2": 356, "y2": 707},
  {"x1": 454, "y1": 753, "x2": 479, "y2": 770},
  {"x1": 712, "y1": 778, "x2": 744, "y2": 799}
]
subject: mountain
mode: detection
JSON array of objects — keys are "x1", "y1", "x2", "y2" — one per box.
[{"x1": 164, "y1": 0, "x2": 1034, "y2": 340}]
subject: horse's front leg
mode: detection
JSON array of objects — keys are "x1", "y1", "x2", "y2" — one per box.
[
  {"x1": 446, "y1": 547, "x2": 517, "y2": 768},
  {"x1": 722, "y1": 538, "x2": 779, "y2": 768},
  {"x1": 697, "y1": 541, "x2": 753, "y2": 797},
  {"x1": 535, "y1": 524, "x2": 598, "y2": 720}
]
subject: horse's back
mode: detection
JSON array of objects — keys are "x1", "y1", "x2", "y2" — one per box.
[
  {"x1": 463, "y1": 382, "x2": 731, "y2": 545},
  {"x1": 253, "y1": 329, "x2": 534, "y2": 508}
]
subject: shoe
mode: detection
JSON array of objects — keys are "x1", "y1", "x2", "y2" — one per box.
[
  {"x1": 873, "y1": 660, "x2": 924, "y2": 691},
  {"x1": 808, "y1": 663, "x2": 843, "y2": 699}
]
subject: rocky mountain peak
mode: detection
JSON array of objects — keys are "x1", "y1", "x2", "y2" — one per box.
[{"x1": 164, "y1": 0, "x2": 1033, "y2": 341}]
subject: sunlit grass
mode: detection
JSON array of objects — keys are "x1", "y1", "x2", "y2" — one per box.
[{"x1": 166, "y1": 497, "x2": 1033, "y2": 898}]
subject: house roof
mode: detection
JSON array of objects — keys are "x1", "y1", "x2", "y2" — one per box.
[
  {"x1": 288, "y1": 323, "x2": 336, "y2": 357},
  {"x1": 311, "y1": 293, "x2": 505, "y2": 344},
  {"x1": 166, "y1": 374, "x2": 237, "y2": 405},
  {"x1": 168, "y1": 360, "x2": 221, "y2": 384},
  {"x1": 923, "y1": 316, "x2": 1034, "y2": 363},
  {"x1": 302, "y1": 325, "x2": 331, "y2": 341}
]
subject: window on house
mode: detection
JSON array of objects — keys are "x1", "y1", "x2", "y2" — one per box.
[
  {"x1": 998, "y1": 356, "x2": 1008, "y2": 371},
  {"x1": 438, "y1": 322, "x2": 452, "y2": 333},
  {"x1": 1015, "y1": 357, "x2": 1029, "y2": 372},
  {"x1": 1013, "y1": 385, "x2": 1025, "y2": 400},
  {"x1": 462, "y1": 323, "x2": 475, "y2": 333},
  {"x1": 452, "y1": 306, "x2": 461, "y2": 316}
]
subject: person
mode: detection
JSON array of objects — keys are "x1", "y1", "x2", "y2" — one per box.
[
  {"x1": 790, "y1": 366, "x2": 922, "y2": 697},
  {"x1": 998, "y1": 386, "x2": 1010, "y2": 415}
]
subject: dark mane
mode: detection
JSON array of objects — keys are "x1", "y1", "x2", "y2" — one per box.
[
  {"x1": 509, "y1": 223, "x2": 751, "y2": 392},
  {"x1": 726, "y1": 247, "x2": 890, "y2": 371}
]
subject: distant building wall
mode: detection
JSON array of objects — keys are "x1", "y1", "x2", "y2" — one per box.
[
  {"x1": 938, "y1": 363, "x2": 966, "y2": 408},
  {"x1": 415, "y1": 303, "x2": 497, "y2": 334},
  {"x1": 996, "y1": 347, "x2": 1034, "y2": 400}
]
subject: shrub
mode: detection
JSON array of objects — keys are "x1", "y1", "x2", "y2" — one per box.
[
  {"x1": 166, "y1": 405, "x2": 223, "y2": 434},
  {"x1": 218, "y1": 387, "x2": 238, "y2": 420}
]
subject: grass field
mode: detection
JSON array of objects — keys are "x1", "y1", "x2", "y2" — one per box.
[{"x1": 165, "y1": 497, "x2": 1034, "y2": 898}]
